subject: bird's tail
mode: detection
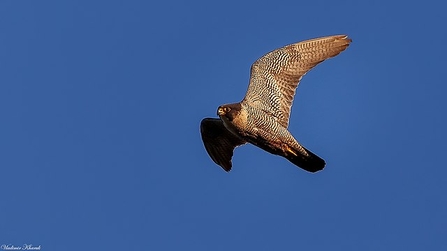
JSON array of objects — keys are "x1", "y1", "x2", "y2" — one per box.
[{"x1": 283, "y1": 145, "x2": 326, "y2": 173}]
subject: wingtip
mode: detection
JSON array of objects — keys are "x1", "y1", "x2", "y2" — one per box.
[
  {"x1": 338, "y1": 34, "x2": 353, "y2": 44},
  {"x1": 221, "y1": 163, "x2": 232, "y2": 172},
  {"x1": 327, "y1": 34, "x2": 352, "y2": 45}
]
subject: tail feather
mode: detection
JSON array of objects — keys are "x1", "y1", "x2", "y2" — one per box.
[{"x1": 285, "y1": 146, "x2": 326, "y2": 173}]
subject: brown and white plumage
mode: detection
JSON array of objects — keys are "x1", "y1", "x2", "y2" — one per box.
[{"x1": 200, "y1": 35, "x2": 351, "y2": 172}]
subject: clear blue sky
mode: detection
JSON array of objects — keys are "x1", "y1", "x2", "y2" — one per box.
[{"x1": 1, "y1": 0, "x2": 446, "y2": 250}]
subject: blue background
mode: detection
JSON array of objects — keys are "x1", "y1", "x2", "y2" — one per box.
[{"x1": 1, "y1": 0, "x2": 446, "y2": 250}]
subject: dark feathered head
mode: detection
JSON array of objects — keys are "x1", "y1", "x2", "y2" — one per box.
[{"x1": 217, "y1": 103, "x2": 242, "y2": 122}]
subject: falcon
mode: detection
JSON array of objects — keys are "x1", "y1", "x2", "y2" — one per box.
[{"x1": 200, "y1": 35, "x2": 351, "y2": 172}]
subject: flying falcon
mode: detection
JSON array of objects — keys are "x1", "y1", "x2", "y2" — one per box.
[{"x1": 200, "y1": 35, "x2": 351, "y2": 173}]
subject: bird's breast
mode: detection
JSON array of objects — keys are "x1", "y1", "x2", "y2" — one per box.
[{"x1": 220, "y1": 108, "x2": 248, "y2": 136}]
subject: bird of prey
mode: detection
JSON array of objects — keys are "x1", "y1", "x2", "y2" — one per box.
[{"x1": 200, "y1": 35, "x2": 351, "y2": 173}]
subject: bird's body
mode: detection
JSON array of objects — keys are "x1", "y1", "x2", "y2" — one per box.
[{"x1": 200, "y1": 35, "x2": 351, "y2": 172}]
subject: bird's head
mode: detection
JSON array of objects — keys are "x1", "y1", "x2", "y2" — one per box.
[
  {"x1": 217, "y1": 106, "x2": 230, "y2": 116},
  {"x1": 217, "y1": 103, "x2": 241, "y2": 122}
]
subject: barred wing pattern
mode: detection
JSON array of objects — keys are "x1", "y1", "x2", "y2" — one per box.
[{"x1": 242, "y1": 35, "x2": 352, "y2": 128}]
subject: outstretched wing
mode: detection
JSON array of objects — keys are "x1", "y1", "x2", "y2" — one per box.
[
  {"x1": 200, "y1": 118, "x2": 246, "y2": 171},
  {"x1": 242, "y1": 35, "x2": 351, "y2": 128}
]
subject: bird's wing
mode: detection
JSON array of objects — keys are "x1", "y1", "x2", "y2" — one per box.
[
  {"x1": 200, "y1": 118, "x2": 246, "y2": 171},
  {"x1": 242, "y1": 35, "x2": 351, "y2": 128}
]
